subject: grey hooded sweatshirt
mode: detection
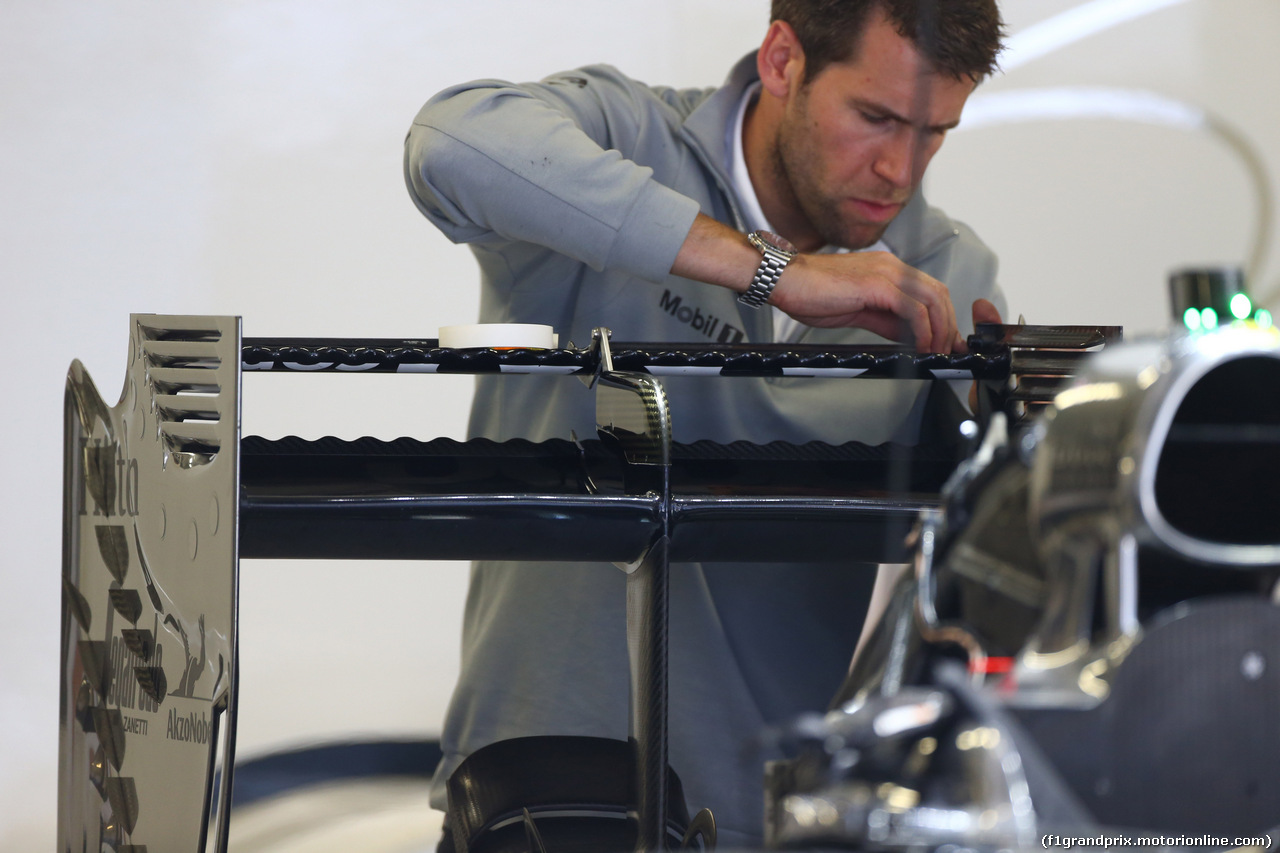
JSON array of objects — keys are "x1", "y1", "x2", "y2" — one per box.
[{"x1": 405, "y1": 53, "x2": 1005, "y2": 846}]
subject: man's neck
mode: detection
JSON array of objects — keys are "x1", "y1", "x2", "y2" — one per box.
[{"x1": 741, "y1": 91, "x2": 824, "y2": 253}]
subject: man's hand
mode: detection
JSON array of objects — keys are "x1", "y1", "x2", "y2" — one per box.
[
  {"x1": 771, "y1": 251, "x2": 961, "y2": 353},
  {"x1": 968, "y1": 297, "x2": 1004, "y2": 411},
  {"x1": 671, "y1": 213, "x2": 964, "y2": 353},
  {"x1": 970, "y1": 297, "x2": 1002, "y2": 333}
]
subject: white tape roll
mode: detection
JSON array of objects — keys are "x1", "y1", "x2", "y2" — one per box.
[{"x1": 438, "y1": 323, "x2": 557, "y2": 349}]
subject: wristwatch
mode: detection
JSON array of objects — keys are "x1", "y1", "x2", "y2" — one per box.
[{"x1": 739, "y1": 230, "x2": 798, "y2": 307}]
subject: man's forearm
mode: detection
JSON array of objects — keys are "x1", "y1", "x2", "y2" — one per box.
[
  {"x1": 669, "y1": 213, "x2": 760, "y2": 294},
  {"x1": 669, "y1": 212, "x2": 964, "y2": 352}
]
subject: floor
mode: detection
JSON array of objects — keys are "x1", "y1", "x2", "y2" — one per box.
[{"x1": 228, "y1": 777, "x2": 444, "y2": 853}]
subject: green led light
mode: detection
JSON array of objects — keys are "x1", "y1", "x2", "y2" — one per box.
[
  {"x1": 1231, "y1": 292, "x2": 1253, "y2": 320},
  {"x1": 1183, "y1": 307, "x2": 1202, "y2": 330},
  {"x1": 1201, "y1": 307, "x2": 1219, "y2": 330},
  {"x1": 1258, "y1": 309, "x2": 1274, "y2": 329}
]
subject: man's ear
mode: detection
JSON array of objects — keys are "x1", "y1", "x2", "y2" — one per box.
[{"x1": 757, "y1": 19, "x2": 805, "y2": 100}]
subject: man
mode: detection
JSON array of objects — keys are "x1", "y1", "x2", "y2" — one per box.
[{"x1": 405, "y1": 0, "x2": 1005, "y2": 845}]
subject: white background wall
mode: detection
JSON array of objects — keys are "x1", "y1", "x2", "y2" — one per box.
[{"x1": 3, "y1": 1, "x2": 1277, "y2": 848}]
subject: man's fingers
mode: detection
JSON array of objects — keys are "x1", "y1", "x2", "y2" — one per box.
[
  {"x1": 873, "y1": 283, "x2": 936, "y2": 351},
  {"x1": 972, "y1": 297, "x2": 1003, "y2": 328},
  {"x1": 965, "y1": 299, "x2": 997, "y2": 406},
  {"x1": 851, "y1": 259, "x2": 949, "y2": 351},
  {"x1": 773, "y1": 251, "x2": 962, "y2": 351},
  {"x1": 895, "y1": 267, "x2": 959, "y2": 352},
  {"x1": 951, "y1": 298, "x2": 1004, "y2": 354},
  {"x1": 814, "y1": 311, "x2": 915, "y2": 343}
]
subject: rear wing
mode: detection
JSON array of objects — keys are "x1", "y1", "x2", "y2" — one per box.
[{"x1": 58, "y1": 314, "x2": 1115, "y2": 852}]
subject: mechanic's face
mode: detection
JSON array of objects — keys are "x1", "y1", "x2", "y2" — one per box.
[{"x1": 772, "y1": 13, "x2": 976, "y2": 250}]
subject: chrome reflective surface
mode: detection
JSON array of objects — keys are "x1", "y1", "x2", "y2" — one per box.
[
  {"x1": 766, "y1": 673, "x2": 1037, "y2": 851},
  {"x1": 1034, "y1": 325, "x2": 1280, "y2": 565},
  {"x1": 1018, "y1": 323, "x2": 1280, "y2": 706},
  {"x1": 812, "y1": 321, "x2": 1280, "y2": 844},
  {"x1": 879, "y1": 323, "x2": 1280, "y2": 712},
  {"x1": 60, "y1": 315, "x2": 241, "y2": 853}
]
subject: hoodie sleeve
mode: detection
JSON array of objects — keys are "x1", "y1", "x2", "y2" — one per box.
[{"x1": 404, "y1": 67, "x2": 703, "y2": 285}]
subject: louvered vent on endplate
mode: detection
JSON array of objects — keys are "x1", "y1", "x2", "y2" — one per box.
[{"x1": 138, "y1": 318, "x2": 226, "y2": 461}]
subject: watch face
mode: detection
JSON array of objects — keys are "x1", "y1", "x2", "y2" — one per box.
[{"x1": 752, "y1": 230, "x2": 797, "y2": 255}]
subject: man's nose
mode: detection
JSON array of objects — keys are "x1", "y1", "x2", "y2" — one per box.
[{"x1": 871, "y1": 128, "x2": 916, "y2": 188}]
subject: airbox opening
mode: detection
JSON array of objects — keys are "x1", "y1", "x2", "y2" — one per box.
[{"x1": 1154, "y1": 355, "x2": 1280, "y2": 546}]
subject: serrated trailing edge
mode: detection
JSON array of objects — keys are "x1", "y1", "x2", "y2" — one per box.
[{"x1": 240, "y1": 338, "x2": 1012, "y2": 379}]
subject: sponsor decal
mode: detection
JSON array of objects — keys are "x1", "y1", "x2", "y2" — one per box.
[
  {"x1": 122, "y1": 715, "x2": 149, "y2": 736},
  {"x1": 105, "y1": 634, "x2": 164, "y2": 714},
  {"x1": 660, "y1": 290, "x2": 745, "y2": 344},
  {"x1": 166, "y1": 708, "x2": 212, "y2": 745},
  {"x1": 79, "y1": 438, "x2": 139, "y2": 518}
]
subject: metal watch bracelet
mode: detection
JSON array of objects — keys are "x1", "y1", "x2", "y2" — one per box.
[{"x1": 739, "y1": 231, "x2": 797, "y2": 307}]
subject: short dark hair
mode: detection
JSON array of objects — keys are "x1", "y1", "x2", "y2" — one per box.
[{"x1": 771, "y1": 0, "x2": 1005, "y2": 82}]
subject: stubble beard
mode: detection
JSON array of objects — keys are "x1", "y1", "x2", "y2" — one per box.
[{"x1": 770, "y1": 121, "x2": 889, "y2": 252}]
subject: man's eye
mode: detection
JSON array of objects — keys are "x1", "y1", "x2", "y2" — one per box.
[{"x1": 860, "y1": 111, "x2": 890, "y2": 125}]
